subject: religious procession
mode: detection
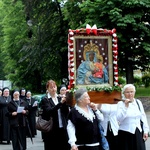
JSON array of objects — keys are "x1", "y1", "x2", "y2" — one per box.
[
  {"x1": 0, "y1": 24, "x2": 150, "y2": 150},
  {"x1": 0, "y1": 1, "x2": 150, "y2": 150}
]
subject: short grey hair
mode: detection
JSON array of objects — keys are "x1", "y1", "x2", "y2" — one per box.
[{"x1": 75, "y1": 88, "x2": 87, "y2": 102}]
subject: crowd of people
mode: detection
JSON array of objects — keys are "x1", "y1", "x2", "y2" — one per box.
[
  {"x1": 0, "y1": 87, "x2": 38, "y2": 150},
  {"x1": 0, "y1": 82, "x2": 149, "y2": 150}
]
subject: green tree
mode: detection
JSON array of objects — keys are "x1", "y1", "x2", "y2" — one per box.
[
  {"x1": 0, "y1": 0, "x2": 7, "y2": 80},
  {"x1": 0, "y1": 0, "x2": 69, "y2": 92},
  {"x1": 0, "y1": 0, "x2": 150, "y2": 93},
  {"x1": 63, "y1": 0, "x2": 150, "y2": 83}
]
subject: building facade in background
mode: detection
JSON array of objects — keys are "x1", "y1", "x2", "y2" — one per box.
[{"x1": 0, "y1": 80, "x2": 12, "y2": 89}]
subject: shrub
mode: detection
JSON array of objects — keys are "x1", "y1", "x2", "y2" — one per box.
[
  {"x1": 118, "y1": 76, "x2": 126, "y2": 85},
  {"x1": 134, "y1": 76, "x2": 142, "y2": 87},
  {"x1": 142, "y1": 74, "x2": 150, "y2": 87}
]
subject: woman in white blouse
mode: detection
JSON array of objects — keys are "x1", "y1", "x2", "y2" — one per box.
[
  {"x1": 67, "y1": 88, "x2": 104, "y2": 150},
  {"x1": 97, "y1": 103, "x2": 119, "y2": 150},
  {"x1": 117, "y1": 84, "x2": 149, "y2": 150}
]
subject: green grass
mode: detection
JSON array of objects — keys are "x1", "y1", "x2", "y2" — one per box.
[{"x1": 135, "y1": 87, "x2": 150, "y2": 97}]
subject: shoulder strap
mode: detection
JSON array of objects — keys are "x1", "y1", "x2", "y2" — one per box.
[{"x1": 136, "y1": 99, "x2": 141, "y2": 111}]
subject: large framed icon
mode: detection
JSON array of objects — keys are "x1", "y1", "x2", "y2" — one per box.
[{"x1": 67, "y1": 25, "x2": 119, "y2": 90}]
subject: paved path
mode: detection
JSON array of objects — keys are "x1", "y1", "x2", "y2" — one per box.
[
  {"x1": 0, "y1": 112, "x2": 150, "y2": 150},
  {"x1": 0, "y1": 129, "x2": 44, "y2": 150}
]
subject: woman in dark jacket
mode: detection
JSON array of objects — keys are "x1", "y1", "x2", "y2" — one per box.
[
  {"x1": 40, "y1": 80, "x2": 70, "y2": 150},
  {"x1": 6, "y1": 90, "x2": 29, "y2": 150}
]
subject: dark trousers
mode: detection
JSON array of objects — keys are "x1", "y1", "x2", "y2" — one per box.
[{"x1": 11, "y1": 126, "x2": 26, "y2": 150}]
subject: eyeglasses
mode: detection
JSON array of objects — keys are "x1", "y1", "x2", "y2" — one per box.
[{"x1": 124, "y1": 91, "x2": 135, "y2": 94}]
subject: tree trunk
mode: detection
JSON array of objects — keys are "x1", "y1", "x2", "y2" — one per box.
[{"x1": 125, "y1": 53, "x2": 134, "y2": 84}]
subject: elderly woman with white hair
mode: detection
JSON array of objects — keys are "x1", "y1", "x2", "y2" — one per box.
[
  {"x1": 6, "y1": 90, "x2": 29, "y2": 150},
  {"x1": 117, "y1": 84, "x2": 149, "y2": 150},
  {"x1": 67, "y1": 88, "x2": 104, "y2": 150}
]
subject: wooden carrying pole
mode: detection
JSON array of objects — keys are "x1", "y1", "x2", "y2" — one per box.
[{"x1": 66, "y1": 91, "x2": 121, "y2": 107}]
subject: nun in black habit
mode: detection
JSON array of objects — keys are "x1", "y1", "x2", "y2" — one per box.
[
  {"x1": 0, "y1": 87, "x2": 11, "y2": 144},
  {"x1": 24, "y1": 90, "x2": 38, "y2": 137},
  {"x1": 6, "y1": 90, "x2": 29, "y2": 150},
  {"x1": 20, "y1": 88, "x2": 26, "y2": 100}
]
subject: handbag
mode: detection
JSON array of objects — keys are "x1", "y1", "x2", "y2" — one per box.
[
  {"x1": 36, "y1": 115, "x2": 53, "y2": 132},
  {"x1": 136, "y1": 99, "x2": 144, "y2": 135},
  {"x1": 98, "y1": 122, "x2": 109, "y2": 150},
  {"x1": 140, "y1": 120, "x2": 144, "y2": 135}
]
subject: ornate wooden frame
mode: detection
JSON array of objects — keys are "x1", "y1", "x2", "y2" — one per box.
[{"x1": 67, "y1": 25, "x2": 119, "y2": 90}]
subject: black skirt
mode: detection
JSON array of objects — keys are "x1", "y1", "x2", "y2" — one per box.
[
  {"x1": 78, "y1": 145, "x2": 100, "y2": 150},
  {"x1": 106, "y1": 122, "x2": 119, "y2": 150},
  {"x1": 118, "y1": 128, "x2": 146, "y2": 150}
]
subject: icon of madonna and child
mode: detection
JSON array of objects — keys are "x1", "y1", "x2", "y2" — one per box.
[{"x1": 76, "y1": 50, "x2": 109, "y2": 85}]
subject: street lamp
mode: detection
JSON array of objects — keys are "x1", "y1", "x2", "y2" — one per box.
[
  {"x1": 27, "y1": 19, "x2": 33, "y2": 38},
  {"x1": 27, "y1": 19, "x2": 33, "y2": 27}
]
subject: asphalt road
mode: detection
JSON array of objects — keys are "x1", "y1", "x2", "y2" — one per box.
[
  {"x1": 0, "y1": 129, "x2": 44, "y2": 150},
  {"x1": 0, "y1": 112, "x2": 150, "y2": 150}
]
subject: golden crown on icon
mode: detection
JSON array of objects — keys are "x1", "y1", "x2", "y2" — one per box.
[{"x1": 83, "y1": 40, "x2": 100, "y2": 60}]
